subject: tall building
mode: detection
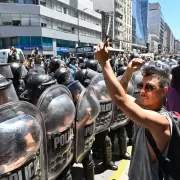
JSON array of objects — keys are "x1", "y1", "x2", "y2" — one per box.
[
  {"x1": 124, "y1": 0, "x2": 132, "y2": 51},
  {"x1": 163, "y1": 22, "x2": 175, "y2": 54},
  {"x1": 0, "y1": 0, "x2": 102, "y2": 57},
  {"x1": 170, "y1": 32, "x2": 175, "y2": 54},
  {"x1": 175, "y1": 40, "x2": 180, "y2": 54},
  {"x1": 132, "y1": 0, "x2": 149, "y2": 52},
  {"x1": 93, "y1": 0, "x2": 132, "y2": 51},
  {"x1": 148, "y1": 3, "x2": 164, "y2": 53}
]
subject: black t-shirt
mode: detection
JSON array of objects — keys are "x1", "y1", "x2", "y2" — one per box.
[{"x1": 8, "y1": 52, "x2": 18, "y2": 63}]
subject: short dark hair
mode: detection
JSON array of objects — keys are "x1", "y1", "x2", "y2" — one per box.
[{"x1": 142, "y1": 65, "x2": 170, "y2": 88}]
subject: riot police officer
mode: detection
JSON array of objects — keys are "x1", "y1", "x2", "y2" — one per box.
[
  {"x1": 109, "y1": 75, "x2": 134, "y2": 160},
  {"x1": 84, "y1": 60, "x2": 102, "y2": 73},
  {"x1": 90, "y1": 75, "x2": 118, "y2": 171},
  {"x1": 117, "y1": 64, "x2": 127, "y2": 77},
  {"x1": 67, "y1": 80, "x2": 100, "y2": 180},
  {"x1": 54, "y1": 66, "x2": 74, "y2": 86},
  {"x1": 10, "y1": 62, "x2": 27, "y2": 95},
  {"x1": 78, "y1": 57, "x2": 85, "y2": 69},
  {"x1": 36, "y1": 84, "x2": 76, "y2": 180},
  {"x1": 48, "y1": 57, "x2": 64, "y2": 74},
  {"x1": 0, "y1": 101, "x2": 45, "y2": 179},
  {"x1": 22, "y1": 73, "x2": 56, "y2": 104},
  {"x1": 74, "y1": 69, "x2": 99, "y2": 87}
]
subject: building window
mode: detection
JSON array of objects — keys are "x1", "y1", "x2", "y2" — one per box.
[
  {"x1": 52, "y1": 20, "x2": 58, "y2": 30},
  {"x1": 31, "y1": 37, "x2": 42, "y2": 46},
  {"x1": 20, "y1": 36, "x2": 30, "y2": 46},
  {"x1": 11, "y1": 37, "x2": 19, "y2": 46},
  {"x1": 12, "y1": 14, "x2": 21, "y2": 26},
  {"x1": 56, "y1": 39, "x2": 75, "y2": 48},
  {"x1": 1, "y1": 14, "x2": 12, "y2": 25},
  {"x1": 42, "y1": 37, "x2": 52, "y2": 46},
  {"x1": 56, "y1": 2, "x2": 62, "y2": 12},
  {"x1": 31, "y1": 15, "x2": 40, "y2": 26},
  {"x1": 40, "y1": 0, "x2": 46, "y2": 6},
  {"x1": 41, "y1": 23, "x2": 47, "y2": 27},
  {"x1": 24, "y1": 0, "x2": 33, "y2": 4},
  {"x1": 41, "y1": 16, "x2": 51, "y2": 28},
  {"x1": 63, "y1": 8, "x2": 67, "y2": 14},
  {"x1": 21, "y1": 14, "x2": 30, "y2": 26}
]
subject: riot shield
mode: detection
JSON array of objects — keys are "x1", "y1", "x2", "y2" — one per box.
[
  {"x1": 0, "y1": 74, "x2": 18, "y2": 105},
  {"x1": 132, "y1": 71, "x2": 142, "y2": 99},
  {"x1": 75, "y1": 86, "x2": 100, "y2": 163},
  {"x1": 90, "y1": 74, "x2": 113, "y2": 134},
  {"x1": 0, "y1": 101, "x2": 45, "y2": 180},
  {"x1": 0, "y1": 63, "x2": 14, "y2": 79},
  {"x1": 110, "y1": 76, "x2": 134, "y2": 130},
  {"x1": 36, "y1": 84, "x2": 76, "y2": 180},
  {"x1": 67, "y1": 80, "x2": 85, "y2": 103}
]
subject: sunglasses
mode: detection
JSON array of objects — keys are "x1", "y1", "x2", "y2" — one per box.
[{"x1": 137, "y1": 82, "x2": 157, "y2": 92}]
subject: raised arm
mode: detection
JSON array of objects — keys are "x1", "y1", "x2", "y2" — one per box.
[
  {"x1": 119, "y1": 58, "x2": 144, "y2": 92},
  {"x1": 95, "y1": 42, "x2": 169, "y2": 135}
]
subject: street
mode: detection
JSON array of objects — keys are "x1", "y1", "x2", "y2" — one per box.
[{"x1": 72, "y1": 147, "x2": 131, "y2": 180}]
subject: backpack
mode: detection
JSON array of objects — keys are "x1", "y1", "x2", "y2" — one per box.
[{"x1": 145, "y1": 109, "x2": 180, "y2": 180}]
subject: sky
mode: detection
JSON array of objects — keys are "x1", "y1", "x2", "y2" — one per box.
[{"x1": 149, "y1": 0, "x2": 180, "y2": 39}]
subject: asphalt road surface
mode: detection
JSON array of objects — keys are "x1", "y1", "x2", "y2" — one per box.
[{"x1": 72, "y1": 147, "x2": 131, "y2": 180}]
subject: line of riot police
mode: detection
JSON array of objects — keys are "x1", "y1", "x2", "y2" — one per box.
[{"x1": 1, "y1": 54, "x2": 174, "y2": 180}]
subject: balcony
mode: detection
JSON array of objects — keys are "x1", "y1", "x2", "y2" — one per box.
[
  {"x1": 116, "y1": 17, "x2": 123, "y2": 24},
  {"x1": 115, "y1": 35, "x2": 121, "y2": 40},
  {"x1": 115, "y1": 8, "x2": 121, "y2": 14},
  {"x1": 115, "y1": 0, "x2": 124, "y2": 6},
  {"x1": 116, "y1": 25, "x2": 123, "y2": 32}
]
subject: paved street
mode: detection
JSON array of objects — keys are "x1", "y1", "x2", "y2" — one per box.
[{"x1": 72, "y1": 147, "x2": 131, "y2": 180}]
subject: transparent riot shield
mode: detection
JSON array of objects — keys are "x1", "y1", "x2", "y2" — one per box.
[
  {"x1": 0, "y1": 63, "x2": 14, "y2": 79},
  {"x1": 90, "y1": 74, "x2": 113, "y2": 134},
  {"x1": 0, "y1": 101, "x2": 45, "y2": 180},
  {"x1": 67, "y1": 80, "x2": 85, "y2": 103},
  {"x1": 0, "y1": 75, "x2": 19, "y2": 105},
  {"x1": 75, "y1": 86, "x2": 100, "y2": 163},
  {"x1": 36, "y1": 84, "x2": 76, "y2": 180},
  {"x1": 132, "y1": 71, "x2": 142, "y2": 99},
  {"x1": 110, "y1": 76, "x2": 134, "y2": 130}
]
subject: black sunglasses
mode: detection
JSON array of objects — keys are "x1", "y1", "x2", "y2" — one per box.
[{"x1": 137, "y1": 82, "x2": 157, "y2": 92}]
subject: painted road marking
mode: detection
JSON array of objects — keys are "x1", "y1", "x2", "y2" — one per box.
[{"x1": 109, "y1": 146, "x2": 132, "y2": 180}]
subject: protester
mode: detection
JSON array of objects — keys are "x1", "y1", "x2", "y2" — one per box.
[{"x1": 95, "y1": 40, "x2": 172, "y2": 180}]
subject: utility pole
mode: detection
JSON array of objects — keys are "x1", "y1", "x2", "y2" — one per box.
[
  {"x1": 77, "y1": 9, "x2": 80, "y2": 47},
  {"x1": 76, "y1": 8, "x2": 87, "y2": 47}
]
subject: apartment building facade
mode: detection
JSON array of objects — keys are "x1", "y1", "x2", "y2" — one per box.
[{"x1": 0, "y1": 0, "x2": 102, "y2": 57}]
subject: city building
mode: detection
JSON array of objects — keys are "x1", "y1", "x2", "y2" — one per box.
[
  {"x1": 175, "y1": 40, "x2": 180, "y2": 54},
  {"x1": 170, "y1": 32, "x2": 175, "y2": 54},
  {"x1": 0, "y1": 0, "x2": 102, "y2": 57},
  {"x1": 148, "y1": 2, "x2": 164, "y2": 53},
  {"x1": 132, "y1": 0, "x2": 149, "y2": 52},
  {"x1": 148, "y1": 33, "x2": 159, "y2": 54},
  {"x1": 124, "y1": 0, "x2": 132, "y2": 52},
  {"x1": 93, "y1": 0, "x2": 132, "y2": 51},
  {"x1": 163, "y1": 22, "x2": 175, "y2": 54}
]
